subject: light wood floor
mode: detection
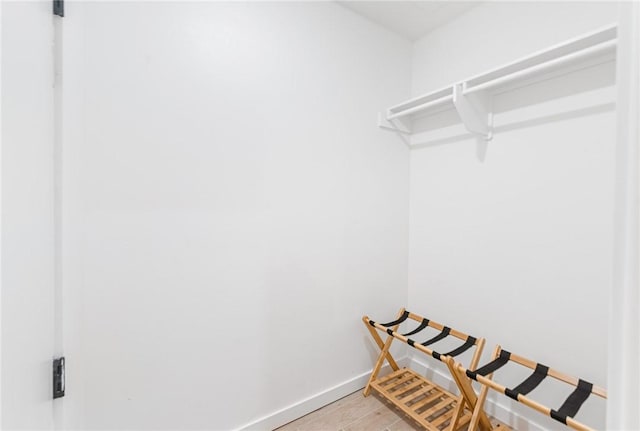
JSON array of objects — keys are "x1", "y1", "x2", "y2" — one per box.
[{"x1": 275, "y1": 390, "x2": 512, "y2": 431}]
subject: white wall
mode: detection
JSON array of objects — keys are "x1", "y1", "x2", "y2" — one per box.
[
  {"x1": 406, "y1": 2, "x2": 618, "y2": 430},
  {"x1": 1, "y1": 0, "x2": 56, "y2": 429},
  {"x1": 61, "y1": 2, "x2": 411, "y2": 429}
]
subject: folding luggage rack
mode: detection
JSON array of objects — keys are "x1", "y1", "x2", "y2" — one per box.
[
  {"x1": 364, "y1": 308, "x2": 607, "y2": 431},
  {"x1": 363, "y1": 309, "x2": 488, "y2": 431}
]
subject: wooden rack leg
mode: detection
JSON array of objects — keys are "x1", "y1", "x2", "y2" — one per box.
[
  {"x1": 448, "y1": 395, "x2": 467, "y2": 431},
  {"x1": 469, "y1": 379, "x2": 493, "y2": 430},
  {"x1": 447, "y1": 337, "x2": 486, "y2": 431},
  {"x1": 363, "y1": 308, "x2": 405, "y2": 397},
  {"x1": 470, "y1": 345, "x2": 502, "y2": 431},
  {"x1": 445, "y1": 356, "x2": 493, "y2": 431},
  {"x1": 365, "y1": 322, "x2": 400, "y2": 371}
]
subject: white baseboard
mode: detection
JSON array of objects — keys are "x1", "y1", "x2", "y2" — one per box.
[
  {"x1": 234, "y1": 356, "x2": 409, "y2": 431},
  {"x1": 235, "y1": 356, "x2": 551, "y2": 431},
  {"x1": 408, "y1": 357, "x2": 548, "y2": 431}
]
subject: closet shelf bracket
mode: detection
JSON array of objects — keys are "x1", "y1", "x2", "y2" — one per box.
[
  {"x1": 453, "y1": 84, "x2": 493, "y2": 141},
  {"x1": 377, "y1": 113, "x2": 411, "y2": 135},
  {"x1": 377, "y1": 113, "x2": 412, "y2": 147}
]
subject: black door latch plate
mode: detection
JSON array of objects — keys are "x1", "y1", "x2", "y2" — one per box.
[{"x1": 53, "y1": 357, "x2": 65, "y2": 399}]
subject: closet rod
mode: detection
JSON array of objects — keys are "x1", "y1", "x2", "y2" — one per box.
[
  {"x1": 464, "y1": 39, "x2": 617, "y2": 95},
  {"x1": 386, "y1": 94, "x2": 452, "y2": 120}
]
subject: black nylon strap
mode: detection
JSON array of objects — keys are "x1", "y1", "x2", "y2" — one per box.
[
  {"x1": 386, "y1": 328, "x2": 394, "y2": 335},
  {"x1": 407, "y1": 339, "x2": 415, "y2": 347},
  {"x1": 432, "y1": 351, "x2": 441, "y2": 361},
  {"x1": 504, "y1": 388, "x2": 519, "y2": 400},
  {"x1": 403, "y1": 318, "x2": 430, "y2": 336},
  {"x1": 550, "y1": 410, "x2": 568, "y2": 425},
  {"x1": 550, "y1": 379, "x2": 593, "y2": 424},
  {"x1": 421, "y1": 327, "x2": 451, "y2": 346},
  {"x1": 369, "y1": 320, "x2": 376, "y2": 327},
  {"x1": 444, "y1": 336, "x2": 476, "y2": 358},
  {"x1": 505, "y1": 363, "x2": 549, "y2": 400},
  {"x1": 380, "y1": 310, "x2": 410, "y2": 327},
  {"x1": 466, "y1": 350, "x2": 511, "y2": 380}
]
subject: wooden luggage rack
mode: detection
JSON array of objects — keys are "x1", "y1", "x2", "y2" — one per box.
[
  {"x1": 445, "y1": 345, "x2": 607, "y2": 431},
  {"x1": 363, "y1": 308, "x2": 488, "y2": 431}
]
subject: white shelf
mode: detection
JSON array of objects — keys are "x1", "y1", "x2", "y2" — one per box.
[
  {"x1": 379, "y1": 23, "x2": 618, "y2": 142},
  {"x1": 387, "y1": 86, "x2": 453, "y2": 120}
]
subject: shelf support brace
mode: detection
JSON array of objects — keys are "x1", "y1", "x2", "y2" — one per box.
[
  {"x1": 452, "y1": 84, "x2": 493, "y2": 141},
  {"x1": 377, "y1": 112, "x2": 411, "y2": 135},
  {"x1": 377, "y1": 113, "x2": 412, "y2": 147}
]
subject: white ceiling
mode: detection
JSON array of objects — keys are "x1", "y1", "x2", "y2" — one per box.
[{"x1": 337, "y1": 1, "x2": 480, "y2": 41}]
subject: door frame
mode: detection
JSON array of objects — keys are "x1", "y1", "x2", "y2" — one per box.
[{"x1": 609, "y1": 2, "x2": 640, "y2": 429}]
